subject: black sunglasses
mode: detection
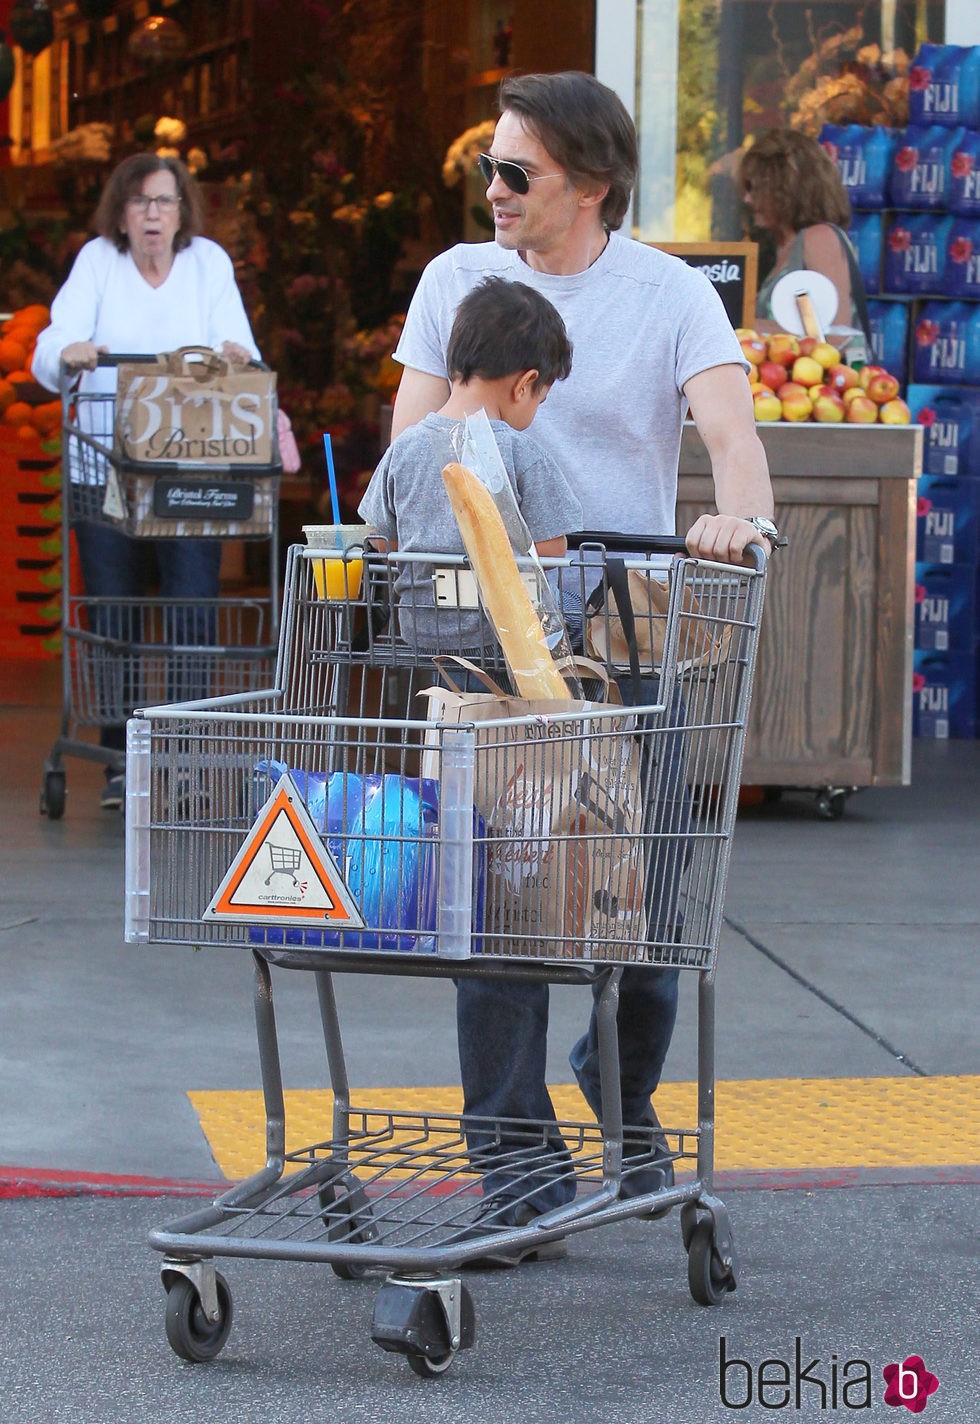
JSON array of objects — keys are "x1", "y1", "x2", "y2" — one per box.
[{"x1": 477, "y1": 152, "x2": 563, "y2": 196}]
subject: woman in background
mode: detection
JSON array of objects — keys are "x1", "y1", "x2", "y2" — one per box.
[
  {"x1": 33, "y1": 153, "x2": 260, "y2": 809},
  {"x1": 737, "y1": 128, "x2": 870, "y2": 349}
]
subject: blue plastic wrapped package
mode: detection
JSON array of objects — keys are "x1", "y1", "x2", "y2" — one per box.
[
  {"x1": 908, "y1": 44, "x2": 980, "y2": 130},
  {"x1": 912, "y1": 302, "x2": 980, "y2": 386},
  {"x1": 344, "y1": 776, "x2": 439, "y2": 952},
  {"x1": 820, "y1": 124, "x2": 895, "y2": 209},
  {"x1": 949, "y1": 131, "x2": 980, "y2": 216},
  {"x1": 867, "y1": 300, "x2": 910, "y2": 379},
  {"x1": 247, "y1": 766, "x2": 486, "y2": 955},
  {"x1": 945, "y1": 220, "x2": 980, "y2": 300},
  {"x1": 883, "y1": 212, "x2": 953, "y2": 296},
  {"x1": 847, "y1": 211, "x2": 883, "y2": 294},
  {"x1": 251, "y1": 759, "x2": 364, "y2": 859},
  {"x1": 889, "y1": 125, "x2": 966, "y2": 210}
]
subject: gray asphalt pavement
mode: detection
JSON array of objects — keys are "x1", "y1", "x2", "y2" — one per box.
[{"x1": 1, "y1": 659, "x2": 977, "y2": 1420}]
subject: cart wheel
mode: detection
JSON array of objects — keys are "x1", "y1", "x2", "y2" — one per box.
[
  {"x1": 815, "y1": 789, "x2": 846, "y2": 820},
  {"x1": 331, "y1": 1258, "x2": 371, "y2": 1281},
  {"x1": 317, "y1": 1182, "x2": 372, "y2": 1280},
  {"x1": 371, "y1": 1276, "x2": 475, "y2": 1376},
  {"x1": 687, "y1": 1219, "x2": 734, "y2": 1307},
  {"x1": 406, "y1": 1346, "x2": 456, "y2": 1377},
  {"x1": 40, "y1": 770, "x2": 66, "y2": 820},
  {"x1": 164, "y1": 1272, "x2": 233, "y2": 1362}
]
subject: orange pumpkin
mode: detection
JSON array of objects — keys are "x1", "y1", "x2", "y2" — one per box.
[
  {"x1": 2, "y1": 400, "x2": 33, "y2": 426},
  {"x1": 0, "y1": 337, "x2": 28, "y2": 375}
]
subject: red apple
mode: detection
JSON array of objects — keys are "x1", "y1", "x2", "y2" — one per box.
[
  {"x1": 739, "y1": 335, "x2": 767, "y2": 366},
  {"x1": 791, "y1": 355, "x2": 824, "y2": 387},
  {"x1": 753, "y1": 388, "x2": 783, "y2": 422},
  {"x1": 811, "y1": 341, "x2": 841, "y2": 370},
  {"x1": 780, "y1": 386, "x2": 814, "y2": 421},
  {"x1": 798, "y1": 337, "x2": 819, "y2": 357},
  {"x1": 757, "y1": 360, "x2": 789, "y2": 393},
  {"x1": 864, "y1": 369, "x2": 901, "y2": 404},
  {"x1": 878, "y1": 397, "x2": 912, "y2": 424},
  {"x1": 844, "y1": 394, "x2": 878, "y2": 424},
  {"x1": 826, "y1": 363, "x2": 859, "y2": 393},
  {"x1": 811, "y1": 388, "x2": 846, "y2": 422},
  {"x1": 766, "y1": 333, "x2": 800, "y2": 368},
  {"x1": 842, "y1": 386, "x2": 869, "y2": 406}
]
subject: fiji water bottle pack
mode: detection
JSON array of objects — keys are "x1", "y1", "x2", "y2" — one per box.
[
  {"x1": 848, "y1": 211, "x2": 883, "y2": 293},
  {"x1": 915, "y1": 473, "x2": 980, "y2": 565},
  {"x1": 819, "y1": 124, "x2": 896, "y2": 209},
  {"x1": 949, "y1": 130, "x2": 980, "y2": 216},
  {"x1": 888, "y1": 125, "x2": 969, "y2": 210},
  {"x1": 914, "y1": 563, "x2": 977, "y2": 653},
  {"x1": 882, "y1": 212, "x2": 954, "y2": 294},
  {"x1": 881, "y1": 215, "x2": 980, "y2": 299},
  {"x1": 907, "y1": 45, "x2": 980, "y2": 131},
  {"x1": 911, "y1": 302, "x2": 980, "y2": 385},
  {"x1": 913, "y1": 649, "x2": 977, "y2": 737},
  {"x1": 906, "y1": 385, "x2": 980, "y2": 477},
  {"x1": 868, "y1": 300, "x2": 910, "y2": 378}
]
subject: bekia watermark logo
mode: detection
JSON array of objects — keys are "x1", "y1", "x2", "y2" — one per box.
[
  {"x1": 882, "y1": 1356, "x2": 939, "y2": 1413},
  {"x1": 719, "y1": 1337, "x2": 940, "y2": 1412}
]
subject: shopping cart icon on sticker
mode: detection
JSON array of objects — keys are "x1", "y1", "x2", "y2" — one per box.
[{"x1": 265, "y1": 843, "x2": 303, "y2": 886}]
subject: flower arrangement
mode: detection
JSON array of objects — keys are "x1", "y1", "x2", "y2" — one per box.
[
  {"x1": 783, "y1": 29, "x2": 911, "y2": 135},
  {"x1": 442, "y1": 120, "x2": 497, "y2": 187}
]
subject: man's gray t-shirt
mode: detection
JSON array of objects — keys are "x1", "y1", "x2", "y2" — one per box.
[
  {"x1": 393, "y1": 234, "x2": 746, "y2": 542},
  {"x1": 358, "y1": 412, "x2": 582, "y2": 651}
]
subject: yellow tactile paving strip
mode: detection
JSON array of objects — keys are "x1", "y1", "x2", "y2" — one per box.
[{"x1": 189, "y1": 1076, "x2": 980, "y2": 1182}]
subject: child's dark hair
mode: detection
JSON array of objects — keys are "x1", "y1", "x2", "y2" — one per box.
[{"x1": 446, "y1": 277, "x2": 573, "y2": 391}]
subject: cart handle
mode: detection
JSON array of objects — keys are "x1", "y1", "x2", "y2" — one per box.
[
  {"x1": 568, "y1": 530, "x2": 767, "y2": 572},
  {"x1": 95, "y1": 352, "x2": 271, "y2": 371},
  {"x1": 568, "y1": 531, "x2": 689, "y2": 555}
]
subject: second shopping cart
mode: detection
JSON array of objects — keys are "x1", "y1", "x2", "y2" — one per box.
[{"x1": 40, "y1": 351, "x2": 283, "y2": 818}]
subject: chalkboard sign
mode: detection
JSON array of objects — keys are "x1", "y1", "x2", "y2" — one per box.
[{"x1": 651, "y1": 241, "x2": 759, "y2": 329}]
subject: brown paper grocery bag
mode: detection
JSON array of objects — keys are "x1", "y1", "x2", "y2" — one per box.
[
  {"x1": 114, "y1": 346, "x2": 278, "y2": 466},
  {"x1": 420, "y1": 658, "x2": 647, "y2": 960}
]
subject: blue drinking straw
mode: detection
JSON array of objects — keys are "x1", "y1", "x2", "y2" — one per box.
[{"x1": 322, "y1": 432, "x2": 341, "y2": 525}]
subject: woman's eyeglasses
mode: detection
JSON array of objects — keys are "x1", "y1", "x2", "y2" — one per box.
[
  {"x1": 128, "y1": 194, "x2": 180, "y2": 212},
  {"x1": 477, "y1": 153, "x2": 563, "y2": 196}
]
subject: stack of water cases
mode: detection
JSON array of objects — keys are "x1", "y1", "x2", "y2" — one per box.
[{"x1": 822, "y1": 43, "x2": 980, "y2": 739}]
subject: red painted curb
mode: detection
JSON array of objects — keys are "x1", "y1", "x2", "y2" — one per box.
[{"x1": 0, "y1": 1165, "x2": 226, "y2": 1200}]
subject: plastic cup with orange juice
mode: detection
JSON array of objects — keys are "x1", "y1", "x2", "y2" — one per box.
[{"x1": 302, "y1": 525, "x2": 372, "y2": 600}]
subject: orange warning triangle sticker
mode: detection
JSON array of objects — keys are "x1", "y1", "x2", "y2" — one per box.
[{"x1": 204, "y1": 772, "x2": 365, "y2": 927}]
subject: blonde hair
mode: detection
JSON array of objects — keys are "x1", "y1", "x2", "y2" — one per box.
[{"x1": 737, "y1": 129, "x2": 851, "y2": 232}]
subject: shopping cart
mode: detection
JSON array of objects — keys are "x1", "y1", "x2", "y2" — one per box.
[
  {"x1": 125, "y1": 533, "x2": 767, "y2": 1375},
  {"x1": 39, "y1": 353, "x2": 282, "y2": 819}
]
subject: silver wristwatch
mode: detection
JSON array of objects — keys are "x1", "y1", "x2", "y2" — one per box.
[{"x1": 747, "y1": 516, "x2": 785, "y2": 550}]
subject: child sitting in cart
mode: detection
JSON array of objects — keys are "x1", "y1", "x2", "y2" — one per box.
[{"x1": 357, "y1": 277, "x2": 582, "y2": 657}]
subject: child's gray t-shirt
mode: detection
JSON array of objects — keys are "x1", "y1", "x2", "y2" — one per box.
[{"x1": 358, "y1": 412, "x2": 582, "y2": 651}]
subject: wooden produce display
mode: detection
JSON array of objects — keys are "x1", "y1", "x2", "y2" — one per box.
[{"x1": 676, "y1": 422, "x2": 923, "y2": 814}]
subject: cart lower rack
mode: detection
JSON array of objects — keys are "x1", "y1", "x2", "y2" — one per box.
[{"x1": 126, "y1": 537, "x2": 766, "y2": 1375}]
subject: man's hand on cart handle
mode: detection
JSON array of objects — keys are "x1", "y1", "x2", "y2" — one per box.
[
  {"x1": 61, "y1": 341, "x2": 108, "y2": 373},
  {"x1": 685, "y1": 513, "x2": 772, "y2": 565}
]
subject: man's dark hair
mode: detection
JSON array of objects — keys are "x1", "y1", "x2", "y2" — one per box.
[
  {"x1": 447, "y1": 278, "x2": 572, "y2": 390},
  {"x1": 93, "y1": 153, "x2": 204, "y2": 254},
  {"x1": 498, "y1": 71, "x2": 637, "y2": 231}
]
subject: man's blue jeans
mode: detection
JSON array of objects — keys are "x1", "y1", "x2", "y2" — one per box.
[
  {"x1": 456, "y1": 670, "x2": 689, "y2": 1211},
  {"x1": 74, "y1": 519, "x2": 221, "y2": 753}
]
